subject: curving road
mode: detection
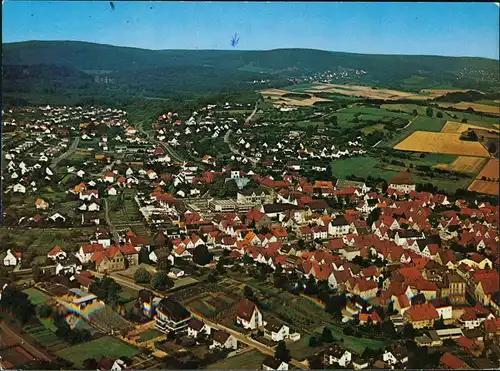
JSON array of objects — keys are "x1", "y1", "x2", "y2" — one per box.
[{"x1": 223, "y1": 103, "x2": 259, "y2": 165}]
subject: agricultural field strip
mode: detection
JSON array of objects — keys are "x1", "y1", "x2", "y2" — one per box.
[{"x1": 394, "y1": 131, "x2": 491, "y2": 157}]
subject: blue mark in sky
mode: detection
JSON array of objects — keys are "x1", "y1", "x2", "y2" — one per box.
[
  {"x1": 230, "y1": 32, "x2": 240, "y2": 47},
  {"x1": 109, "y1": 2, "x2": 115, "y2": 11}
]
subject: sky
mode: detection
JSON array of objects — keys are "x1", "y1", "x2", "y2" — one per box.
[{"x1": 2, "y1": 1, "x2": 499, "y2": 59}]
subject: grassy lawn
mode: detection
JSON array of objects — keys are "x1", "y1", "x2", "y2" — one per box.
[
  {"x1": 418, "y1": 153, "x2": 456, "y2": 165},
  {"x1": 410, "y1": 116, "x2": 446, "y2": 132},
  {"x1": 22, "y1": 288, "x2": 52, "y2": 305},
  {"x1": 289, "y1": 326, "x2": 392, "y2": 360},
  {"x1": 206, "y1": 350, "x2": 267, "y2": 369},
  {"x1": 56, "y1": 336, "x2": 140, "y2": 367},
  {"x1": 330, "y1": 156, "x2": 398, "y2": 181},
  {"x1": 137, "y1": 328, "x2": 164, "y2": 342},
  {"x1": 361, "y1": 123, "x2": 385, "y2": 134}
]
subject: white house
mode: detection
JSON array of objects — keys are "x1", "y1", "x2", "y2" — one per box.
[
  {"x1": 264, "y1": 322, "x2": 290, "y2": 342},
  {"x1": 263, "y1": 356, "x2": 289, "y2": 371},
  {"x1": 3, "y1": 249, "x2": 21, "y2": 267},
  {"x1": 329, "y1": 216, "x2": 351, "y2": 238},
  {"x1": 187, "y1": 318, "x2": 212, "y2": 338},
  {"x1": 13, "y1": 183, "x2": 26, "y2": 194},
  {"x1": 107, "y1": 186, "x2": 118, "y2": 196},
  {"x1": 382, "y1": 346, "x2": 409, "y2": 366},
  {"x1": 236, "y1": 298, "x2": 264, "y2": 330},
  {"x1": 324, "y1": 346, "x2": 352, "y2": 368},
  {"x1": 209, "y1": 330, "x2": 238, "y2": 350},
  {"x1": 47, "y1": 246, "x2": 67, "y2": 261}
]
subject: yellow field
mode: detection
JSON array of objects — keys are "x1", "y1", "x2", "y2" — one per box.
[
  {"x1": 273, "y1": 96, "x2": 331, "y2": 107},
  {"x1": 260, "y1": 89, "x2": 290, "y2": 96},
  {"x1": 468, "y1": 180, "x2": 499, "y2": 196},
  {"x1": 440, "y1": 121, "x2": 499, "y2": 134},
  {"x1": 437, "y1": 101, "x2": 500, "y2": 116},
  {"x1": 394, "y1": 131, "x2": 490, "y2": 157},
  {"x1": 304, "y1": 83, "x2": 430, "y2": 101},
  {"x1": 435, "y1": 156, "x2": 487, "y2": 173},
  {"x1": 476, "y1": 159, "x2": 499, "y2": 181}
]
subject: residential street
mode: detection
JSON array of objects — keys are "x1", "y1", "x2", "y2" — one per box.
[
  {"x1": 50, "y1": 137, "x2": 80, "y2": 169},
  {"x1": 103, "y1": 198, "x2": 120, "y2": 243}
]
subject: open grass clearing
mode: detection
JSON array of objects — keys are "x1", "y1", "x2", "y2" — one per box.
[
  {"x1": 330, "y1": 156, "x2": 398, "y2": 181},
  {"x1": 206, "y1": 350, "x2": 267, "y2": 369},
  {"x1": 56, "y1": 336, "x2": 140, "y2": 367},
  {"x1": 22, "y1": 288, "x2": 52, "y2": 305}
]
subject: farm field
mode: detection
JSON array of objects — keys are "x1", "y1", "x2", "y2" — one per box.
[
  {"x1": 394, "y1": 131, "x2": 491, "y2": 157},
  {"x1": 329, "y1": 156, "x2": 398, "y2": 181},
  {"x1": 410, "y1": 116, "x2": 446, "y2": 132},
  {"x1": 441, "y1": 121, "x2": 499, "y2": 134},
  {"x1": 22, "y1": 288, "x2": 52, "y2": 305},
  {"x1": 476, "y1": 159, "x2": 499, "y2": 181},
  {"x1": 437, "y1": 101, "x2": 500, "y2": 115},
  {"x1": 468, "y1": 180, "x2": 499, "y2": 196},
  {"x1": 56, "y1": 336, "x2": 140, "y2": 367},
  {"x1": 435, "y1": 156, "x2": 487, "y2": 174},
  {"x1": 361, "y1": 123, "x2": 384, "y2": 134},
  {"x1": 421, "y1": 88, "x2": 470, "y2": 97},
  {"x1": 271, "y1": 96, "x2": 332, "y2": 107},
  {"x1": 304, "y1": 83, "x2": 430, "y2": 100},
  {"x1": 206, "y1": 350, "x2": 267, "y2": 370}
]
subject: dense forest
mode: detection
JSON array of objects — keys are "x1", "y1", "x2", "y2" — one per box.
[{"x1": 3, "y1": 41, "x2": 499, "y2": 107}]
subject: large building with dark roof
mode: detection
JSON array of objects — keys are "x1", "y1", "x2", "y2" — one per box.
[{"x1": 155, "y1": 298, "x2": 191, "y2": 333}]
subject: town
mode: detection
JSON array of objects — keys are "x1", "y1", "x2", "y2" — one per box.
[{"x1": 0, "y1": 97, "x2": 498, "y2": 371}]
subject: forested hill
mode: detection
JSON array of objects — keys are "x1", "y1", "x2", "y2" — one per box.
[{"x1": 3, "y1": 40, "x2": 499, "y2": 106}]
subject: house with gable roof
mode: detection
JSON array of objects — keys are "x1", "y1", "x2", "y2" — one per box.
[{"x1": 236, "y1": 298, "x2": 264, "y2": 329}]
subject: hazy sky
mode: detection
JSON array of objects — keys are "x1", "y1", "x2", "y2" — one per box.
[{"x1": 3, "y1": 1, "x2": 499, "y2": 59}]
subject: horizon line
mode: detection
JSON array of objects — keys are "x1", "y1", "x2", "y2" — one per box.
[{"x1": 4, "y1": 39, "x2": 499, "y2": 61}]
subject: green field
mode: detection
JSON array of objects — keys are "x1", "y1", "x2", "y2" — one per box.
[
  {"x1": 137, "y1": 328, "x2": 164, "y2": 342},
  {"x1": 330, "y1": 156, "x2": 398, "y2": 181},
  {"x1": 22, "y1": 288, "x2": 52, "y2": 305},
  {"x1": 409, "y1": 116, "x2": 446, "y2": 132},
  {"x1": 56, "y1": 336, "x2": 140, "y2": 367},
  {"x1": 206, "y1": 350, "x2": 267, "y2": 370}
]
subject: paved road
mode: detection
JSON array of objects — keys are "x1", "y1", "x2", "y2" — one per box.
[
  {"x1": 104, "y1": 198, "x2": 120, "y2": 243},
  {"x1": 137, "y1": 120, "x2": 185, "y2": 163},
  {"x1": 50, "y1": 137, "x2": 80, "y2": 169},
  {"x1": 91, "y1": 270, "x2": 308, "y2": 369},
  {"x1": 0, "y1": 321, "x2": 53, "y2": 362},
  {"x1": 223, "y1": 102, "x2": 259, "y2": 165}
]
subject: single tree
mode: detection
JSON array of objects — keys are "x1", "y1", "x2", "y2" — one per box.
[
  {"x1": 436, "y1": 111, "x2": 443, "y2": 118},
  {"x1": 37, "y1": 304, "x2": 53, "y2": 318},
  {"x1": 192, "y1": 245, "x2": 213, "y2": 266},
  {"x1": 322, "y1": 327, "x2": 334, "y2": 343},
  {"x1": 275, "y1": 340, "x2": 291, "y2": 362},
  {"x1": 488, "y1": 141, "x2": 497, "y2": 154},
  {"x1": 412, "y1": 109, "x2": 418, "y2": 117},
  {"x1": 152, "y1": 272, "x2": 174, "y2": 291},
  {"x1": 134, "y1": 267, "x2": 151, "y2": 284},
  {"x1": 426, "y1": 106, "x2": 433, "y2": 117},
  {"x1": 82, "y1": 359, "x2": 98, "y2": 370}
]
